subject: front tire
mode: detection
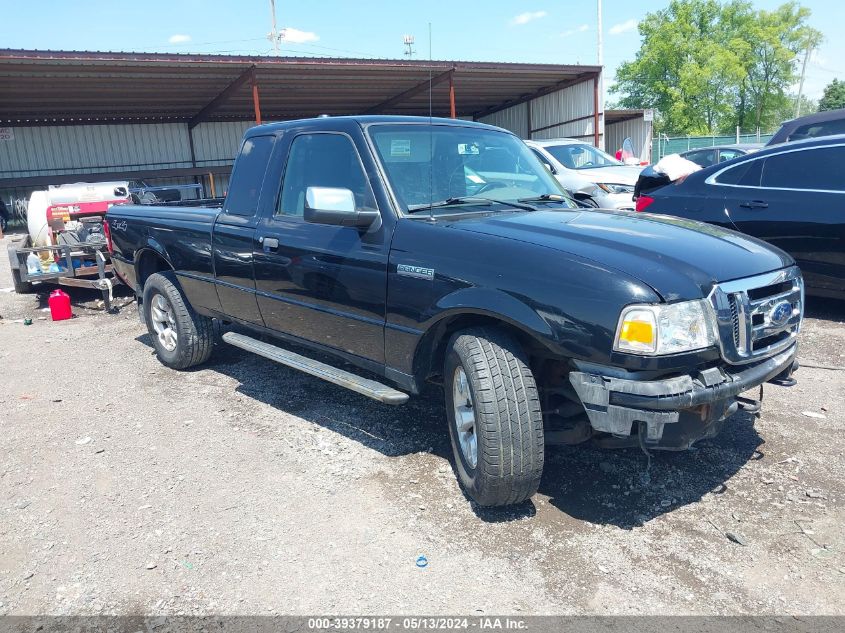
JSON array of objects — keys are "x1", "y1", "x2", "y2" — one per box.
[
  {"x1": 142, "y1": 271, "x2": 216, "y2": 369},
  {"x1": 445, "y1": 327, "x2": 544, "y2": 507}
]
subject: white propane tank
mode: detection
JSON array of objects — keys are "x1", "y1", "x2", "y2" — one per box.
[
  {"x1": 48, "y1": 181, "x2": 129, "y2": 204},
  {"x1": 27, "y1": 190, "x2": 51, "y2": 247}
]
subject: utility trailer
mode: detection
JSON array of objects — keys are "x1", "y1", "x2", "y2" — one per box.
[
  {"x1": 6, "y1": 182, "x2": 128, "y2": 311},
  {"x1": 7, "y1": 236, "x2": 117, "y2": 310}
]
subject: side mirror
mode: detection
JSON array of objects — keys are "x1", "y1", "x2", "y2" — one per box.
[{"x1": 303, "y1": 187, "x2": 379, "y2": 228}]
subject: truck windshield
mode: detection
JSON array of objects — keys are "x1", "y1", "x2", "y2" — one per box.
[
  {"x1": 543, "y1": 142, "x2": 621, "y2": 170},
  {"x1": 368, "y1": 124, "x2": 575, "y2": 213}
]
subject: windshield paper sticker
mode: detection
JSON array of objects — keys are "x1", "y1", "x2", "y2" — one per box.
[
  {"x1": 397, "y1": 264, "x2": 434, "y2": 280},
  {"x1": 391, "y1": 139, "x2": 411, "y2": 157}
]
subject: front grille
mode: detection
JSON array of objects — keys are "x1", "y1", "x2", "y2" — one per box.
[
  {"x1": 728, "y1": 295, "x2": 741, "y2": 348},
  {"x1": 709, "y1": 267, "x2": 803, "y2": 365}
]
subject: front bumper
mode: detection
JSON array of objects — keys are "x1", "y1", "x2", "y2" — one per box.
[{"x1": 569, "y1": 345, "x2": 798, "y2": 450}]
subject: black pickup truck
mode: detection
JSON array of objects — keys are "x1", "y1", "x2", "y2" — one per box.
[{"x1": 107, "y1": 116, "x2": 803, "y2": 507}]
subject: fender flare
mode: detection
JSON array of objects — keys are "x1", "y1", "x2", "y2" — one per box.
[
  {"x1": 133, "y1": 238, "x2": 173, "y2": 289},
  {"x1": 411, "y1": 286, "x2": 558, "y2": 380}
]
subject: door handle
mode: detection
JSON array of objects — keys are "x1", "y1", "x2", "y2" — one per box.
[
  {"x1": 739, "y1": 200, "x2": 769, "y2": 209},
  {"x1": 260, "y1": 237, "x2": 279, "y2": 250}
]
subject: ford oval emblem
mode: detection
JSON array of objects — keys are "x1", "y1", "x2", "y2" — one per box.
[{"x1": 769, "y1": 301, "x2": 792, "y2": 326}]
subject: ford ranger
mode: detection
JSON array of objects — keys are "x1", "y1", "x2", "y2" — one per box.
[{"x1": 106, "y1": 116, "x2": 803, "y2": 507}]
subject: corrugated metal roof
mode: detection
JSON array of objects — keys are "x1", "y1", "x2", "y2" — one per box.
[{"x1": 0, "y1": 49, "x2": 600, "y2": 125}]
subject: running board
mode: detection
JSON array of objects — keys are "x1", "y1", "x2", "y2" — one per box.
[{"x1": 222, "y1": 332, "x2": 409, "y2": 405}]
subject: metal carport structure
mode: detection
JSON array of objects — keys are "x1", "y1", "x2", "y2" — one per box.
[{"x1": 0, "y1": 49, "x2": 602, "y2": 194}]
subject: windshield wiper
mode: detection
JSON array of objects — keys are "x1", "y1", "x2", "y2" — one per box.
[
  {"x1": 517, "y1": 194, "x2": 572, "y2": 204},
  {"x1": 407, "y1": 196, "x2": 536, "y2": 214}
]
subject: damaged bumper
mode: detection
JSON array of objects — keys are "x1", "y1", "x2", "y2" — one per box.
[{"x1": 569, "y1": 345, "x2": 798, "y2": 450}]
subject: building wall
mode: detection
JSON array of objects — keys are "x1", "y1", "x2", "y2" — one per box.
[
  {"x1": 192, "y1": 121, "x2": 253, "y2": 167},
  {"x1": 0, "y1": 120, "x2": 251, "y2": 209},
  {"x1": 0, "y1": 121, "x2": 249, "y2": 180},
  {"x1": 477, "y1": 79, "x2": 604, "y2": 148},
  {"x1": 477, "y1": 103, "x2": 529, "y2": 139},
  {"x1": 606, "y1": 117, "x2": 653, "y2": 163}
]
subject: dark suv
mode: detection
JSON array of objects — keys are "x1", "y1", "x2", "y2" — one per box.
[{"x1": 767, "y1": 108, "x2": 845, "y2": 146}]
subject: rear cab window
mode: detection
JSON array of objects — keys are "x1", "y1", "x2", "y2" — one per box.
[{"x1": 224, "y1": 135, "x2": 276, "y2": 216}]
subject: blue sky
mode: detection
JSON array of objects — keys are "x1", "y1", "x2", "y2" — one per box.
[{"x1": 4, "y1": 0, "x2": 842, "y2": 100}]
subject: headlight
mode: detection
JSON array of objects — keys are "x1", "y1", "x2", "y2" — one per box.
[
  {"x1": 614, "y1": 300, "x2": 717, "y2": 355},
  {"x1": 596, "y1": 183, "x2": 635, "y2": 194}
]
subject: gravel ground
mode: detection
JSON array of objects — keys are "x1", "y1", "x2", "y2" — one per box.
[{"x1": 1, "y1": 232, "x2": 844, "y2": 616}]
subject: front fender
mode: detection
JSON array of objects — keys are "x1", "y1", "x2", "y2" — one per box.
[
  {"x1": 432, "y1": 286, "x2": 555, "y2": 341},
  {"x1": 403, "y1": 287, "x2": 561, "y2": 386}
]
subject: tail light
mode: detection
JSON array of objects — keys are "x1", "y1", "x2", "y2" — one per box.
[
  {"x1": 102, "y1": 219, "x2": 114, "y2": 254},
  {"x1": 635, "y1": 195, "x2": 655, "y2": 212}
]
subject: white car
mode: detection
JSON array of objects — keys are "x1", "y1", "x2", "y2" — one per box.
[{"x1": 525, "y1": 139, "x2": 643, "y2": 211}]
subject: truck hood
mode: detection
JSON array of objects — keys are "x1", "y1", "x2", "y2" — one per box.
[
  {"x1": 448, "y1": 209, "x2": 794, "y2": 301},
  {"x1": 573, "y1": 165, "x2": 643, "y2": 186}
]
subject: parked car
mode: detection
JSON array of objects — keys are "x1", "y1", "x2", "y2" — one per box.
[
  {"x1": 525, "y1": 139, "x2": 643, "y2": 210},
  {"x1": 635, "y1": 135, "x2": 844, "y2": 300},
  {"x1": 768, "y1": 107, "x2": 845, "y2": 146},
  {"x1": 107, "y1": 116, "x2": 802, "y2": 507},
  {"x1": 679, "y1": 143, "x2": 763, "y2": 168}
]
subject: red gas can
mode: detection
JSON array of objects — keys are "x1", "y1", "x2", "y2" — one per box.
[{"x1": 48, "y1": 289, "x2": 72, "y2": 321}]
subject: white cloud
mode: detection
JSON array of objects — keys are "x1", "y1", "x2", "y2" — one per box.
[
  {"x1": 511, "y1": 11, "x2": 548, "y2": 26},
  {"x1": 609, "y1": 19, "x2": 637, "y2": 35},
  {"x1": 280, "y1": 27, "x2": 319, "y2": 44},
  {"x1": 168, "y1": 34, "x2": 191, "y2": 44},
  {"x1": 561, "y1": 24, "x2": 590, "y2": 37}
]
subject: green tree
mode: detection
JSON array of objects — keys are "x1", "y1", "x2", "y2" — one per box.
[
  {"x1": 818, "y1": 79, "x2": 845, "y2": 111},
  {"x1": 742, "y1": 3, "x2": 821, "y2": 131},
  {"x1": 612, "y1": 0, "x2": 821, "y2": 135},
  {"x1": 766, "y1": 93, "x2": 816, "y2": 128},
  {"x1": 612, "y1": 0, "x2": 742, "y2": 135}
]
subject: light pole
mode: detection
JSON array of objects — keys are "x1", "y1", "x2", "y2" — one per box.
[
  {"x1": 597, "y1": 0, "x2": 603, "y2": 67},
  {"x1": 268, "y1": 0, "x2": 280, "y2": 54},
  {"x1": 795, "y1": 42, "x2": 812, "y2": 118},
  {"x1": 597, "y1": 0, "x2": 604, "y2": 148}
]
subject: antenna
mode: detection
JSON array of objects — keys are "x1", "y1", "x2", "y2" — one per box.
[
  {"x1": 428, "y1": 22, "x2": 434, "y2": 223},
  {"x1": 403, "y1": 35, "x2": 416, "y2": 58}
]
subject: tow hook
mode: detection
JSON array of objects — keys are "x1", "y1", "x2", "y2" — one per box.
[
  {"x1": 769, "y1": 376, "x2": 797, "y2": 387},
  {"x1": 736, "y1": 384, "x2": 765, "y2": 418}
]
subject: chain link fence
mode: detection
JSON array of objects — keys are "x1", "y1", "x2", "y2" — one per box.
[{"x1": 651, "y1": 132, "x2": 774, "y2": 162}]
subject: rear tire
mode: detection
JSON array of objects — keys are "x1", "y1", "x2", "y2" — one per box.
[
  {"x1": 142, "y1": 271, "x2": 216, "y2": 369},
  {"x1": 12, "y1": 268, "x2": 34, "y2": 294},
  {"x1": 444, "y1": 327, "x2": 544, "y2": 507}
]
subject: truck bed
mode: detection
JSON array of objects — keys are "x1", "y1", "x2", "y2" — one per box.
[{"x1": 107, "y1": 204, "x2": 222, "y2": 307}]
